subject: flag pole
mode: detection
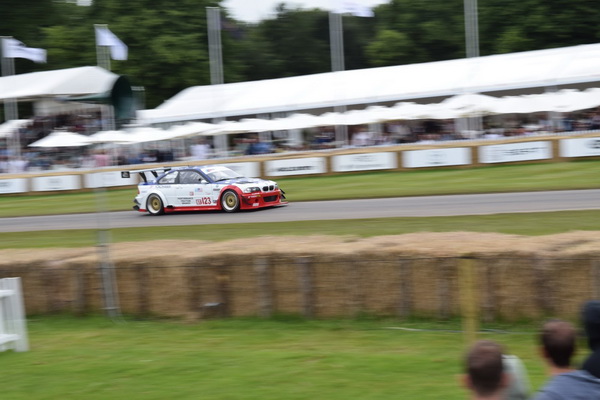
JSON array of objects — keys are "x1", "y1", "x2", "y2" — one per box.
[
  {"x1": 1, "y1": 36, "x2": 21, "y2": 160},
  {"x1": 463, "y1": 0, "x2": 482, "y2": 134},
  {"x1": 207, "y1": 7, "x2": 227, "y2": 157},
  {"x1": 93, "y1": 26, "x2": 121, "y2": 320},
  {"x1": 329, "y1": 12, "x2": 348, "y2": 147},
  {"x1": 95, "y1": 24, "x2": 111, "y2": 71},
  {"x1": 94, "y1": 24, "x2": 115, "y2": 133}
]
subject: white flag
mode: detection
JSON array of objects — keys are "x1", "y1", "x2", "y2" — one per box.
[
  {"x1": 95, "y1": 26, "x2": 128, "y2": 61},
  {"x1": 2, "y1": 38, "x2": 47, "y2": 63},
  {"x1": 335, "y1": 1, "x2": 374, "y2": 17}
]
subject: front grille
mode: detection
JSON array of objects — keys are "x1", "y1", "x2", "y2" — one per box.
[
  {"x1": 263, "y1": 195, "x2": 277, "y2": 202},
  {"x1": 262, "y1": 185, "x2": 275, "y2": 192}
]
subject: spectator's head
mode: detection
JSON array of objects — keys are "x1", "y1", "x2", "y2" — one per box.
[
  {"x1": 464, "y1": 340, "x2": 507, "y2": 398},
  {"x1": 539, "y1": 319, "x2": 577, "y2": 368},
  {"x1": 582, "y1": 300, "x2": 600, "y2": 351}
]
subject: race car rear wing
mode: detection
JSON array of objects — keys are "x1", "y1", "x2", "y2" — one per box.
[{"x1": 121, "y1": 167, "x2": 172, "y2": 183}]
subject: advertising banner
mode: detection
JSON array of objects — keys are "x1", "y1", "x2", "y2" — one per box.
[
  {"x1": 84, "y1": 171, "x2": 138, "y2": 188},
  {"x1": 479, "y1": 141, "x2": 552, "y2": 164},
  {"x1": 32, "y1": 175, "x2": 81, "y2": 192},
  {"x1": 221, "y1": 162, "x2": 260, "y2": 178},
  {"x1": 265, "y1": 157, "x2": 326, "y2": 177},
  {"x1": 332, "y1": 152, "x2": 397, "y2": 172},
  {"x1": 560, "y1": 137, "x2": 600, "y2": 158},
  {"x1": 0, "y1": 178, "x2": 28, "y2": 194},
  {"x1": 403, "y1": 148, "x2": 471, "y2": 168}
]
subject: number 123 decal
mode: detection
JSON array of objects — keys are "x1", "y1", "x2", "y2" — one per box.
[{"x1": 196, "y1": 197, "x2": 212, "y2": 205}]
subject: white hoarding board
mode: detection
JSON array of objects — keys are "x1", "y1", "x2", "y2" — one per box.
[
  {"x1": 0, "y1": 178, "x2": 28, "y2": 194},
  {"x1": 403, "y1": 148, "x2": 471, "y2": 168},
  {"x1": 560, "y1": 137, "x2": 600, "y2": 158},
  {"x1": 479, "y1": 141, "x2": 552, "y2": 164},
  {"x1": 265, "y1": 157, "x2": 326, "y2": 177},
  {"x1": 32, "y1": 175, "x2": 81, "y2": 192},
  {"x1": 84, "y1": 171, "x2": 139, "y2": 188},
  {"x1": 221, "y1": 162, "x2": 260, "y2": 177},
  {"x1": 332, "y1": 152, "x2": 397, "y2": 172}
]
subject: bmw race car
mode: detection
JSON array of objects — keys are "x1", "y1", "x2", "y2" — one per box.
[{"x1": 122, "y1": 165, "x2": 287, "y2": 215}]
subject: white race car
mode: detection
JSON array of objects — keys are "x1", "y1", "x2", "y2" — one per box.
[{"x1": 122, "y1": 165, "x2": 287, "y2": 215}]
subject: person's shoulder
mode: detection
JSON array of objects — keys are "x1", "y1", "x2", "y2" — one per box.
[{"x1": 533, "y1": 370, "x2": 600, "y2": 400}]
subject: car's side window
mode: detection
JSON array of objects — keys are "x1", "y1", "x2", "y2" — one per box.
[
  {"x1": 158, "y1": 171, "x2": 178, "y2": 184},
  {"x1": 180, "y1": 171, "x2": 205, "y2": 184}
]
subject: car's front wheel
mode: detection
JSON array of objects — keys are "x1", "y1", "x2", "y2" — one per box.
[
  {"x1": 147, "y1": 194, "x2": 165, "y2": 215},
  {"x1": 221, "y1": 190, "x2": 240, "y2": 213}
]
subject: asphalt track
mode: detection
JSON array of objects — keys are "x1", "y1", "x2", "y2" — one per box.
[{"x1": 1, "y1": 189, "x2": 599, "y2": 233}]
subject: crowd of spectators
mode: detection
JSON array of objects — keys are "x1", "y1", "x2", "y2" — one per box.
[
  {"x1": 463, "y1": 300, "x2": 600, "y2": 399},
  {"x1": 1, "y1": 107, "x2": 599, "y2": 174}
]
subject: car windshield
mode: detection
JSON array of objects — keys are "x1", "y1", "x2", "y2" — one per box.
[{"x1": 202, "y1": 166, "x2": 243, "y2": 182}]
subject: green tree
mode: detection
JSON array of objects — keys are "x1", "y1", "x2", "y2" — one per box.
[
  {"x1": 366, "y1": 29, "x2": 412, "y2": 67},
  {"x1": 0, "y1": 0, "x2": 58, "y2": 73},
  {"x1": 369, "y1": 0, "x2": 464, "y2": 65},
  {"x1": 249, "y1": 5, "x2": 332, "y2": 78},
  {"x1": 39, "y1": 0, "x2": 245, "y2": 108},
  {"x1": 480, "y1": 0, "x2": 600, "y2": 54}
]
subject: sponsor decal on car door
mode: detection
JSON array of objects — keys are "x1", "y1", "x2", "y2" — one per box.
[
  {"x1": 193, "y1": 184, "x2": 214, "y2": 206},
  {"x1": 175, "y1": 183, "x2": 195, "y2": 206},
  {"x1": 178, "y1": 170, "x2": 212, "y2": 207}
]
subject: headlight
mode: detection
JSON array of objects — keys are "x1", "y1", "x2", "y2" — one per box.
[{"x1": 243, "y1": 187, "x2": 260, "y2": 193}]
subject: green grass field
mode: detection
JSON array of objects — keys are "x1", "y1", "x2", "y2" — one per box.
[
  {"x1": 0, "y1": 316, "x2": 568, "y2": 400},
  {"x1": 2, "y1": 209, "x2": 600, "y2": 249}
]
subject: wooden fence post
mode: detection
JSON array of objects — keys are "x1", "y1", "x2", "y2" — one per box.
[
  {"x1": 136, "y1": 263, "x2": 150, "y2": 316},
  {"x1": 534, "y1": 257, "x2": 553, "y2": 316},
  {"x1": 438, "y1": 258, "x2": 452, "y2": 320},
  {"x1": 459, "y1": 255, "x2": 478, "y2": 346},
  {"x1": 255, "y1": 257, "x2": 272, "y2": 318},
  {"x1": 482, "y1": 259, "x2": 496, "y2": 323},
  {"x1": 397, "y1": 258, "x2": 412, "y2": 319},
  {"x1": 45, "y1": 268, "x2": 60, "y2": 313},
  {"x1": 74, "y1": 265, "x2": 88, "y2": 316},
  {"x1": 187, "y1": 264, "x2": 203, "y2": 319},
  {"x1": 297, "y1": 257, "x2": 314, "y2": 318},
  {"x1": 349, "y1": 259, "x2": 363, "y2": 317},
  {"x1": 216, "y1": 265, "x2": 230, "y2": 318}
]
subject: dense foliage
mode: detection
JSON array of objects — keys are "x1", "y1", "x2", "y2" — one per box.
[{"x1": 0, "y1": 0, "x2": 599, "y2": 109}]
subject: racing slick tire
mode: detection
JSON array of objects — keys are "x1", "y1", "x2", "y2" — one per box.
[
  {"x1": 147, "y1": 194, "x2": 165, "y2": 215},
  {"x1": 221, "y1": 190, "x2": 240, "y2": 213}
]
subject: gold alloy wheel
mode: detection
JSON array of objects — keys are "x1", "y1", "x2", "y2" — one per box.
[
  {"x1": 221, "y1": 190, "x2": 240, "y2": 212},
  {"x1": 147, "y1": 194, "x2": 164, "y2": 215}
]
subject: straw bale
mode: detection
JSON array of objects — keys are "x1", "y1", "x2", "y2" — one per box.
[
  {"x1": 270, "y1": 256, "x2": 303, "y2": 316},
  {"x1": 1, "y1": 231, "x2": 600, "y2": 320}
]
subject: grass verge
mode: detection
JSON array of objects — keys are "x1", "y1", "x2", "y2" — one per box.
[
  {"x1": 0, "y1": 315, "x2": 564, "y2": 400},
  {"x1": 1, "y1": 210, "x2": 600, "y2": 249}
]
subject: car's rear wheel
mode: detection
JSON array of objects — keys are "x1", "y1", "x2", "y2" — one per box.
[
  {"x1": 221, "y1": 190, "x2": 240, "y2": 213},
  {"x1": 147, "y1": 194, "x2": 165, "y2": 215}
]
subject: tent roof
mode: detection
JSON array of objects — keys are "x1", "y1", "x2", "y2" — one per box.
[
  {"x1": 0, "y1": 66, "x2": 119, "y2": 102},
  {"x1": 138, "y1": 43, "x2": 600, "y2": 125}
]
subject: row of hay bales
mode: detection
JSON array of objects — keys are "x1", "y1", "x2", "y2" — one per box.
[{"x1": 1, "y1": 233, "x2": 599, "y2": 321}]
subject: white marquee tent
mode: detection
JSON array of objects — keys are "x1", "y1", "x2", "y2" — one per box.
[
  {"x1": 28, "y1": 130, "x2": 91, "y2": 148},
  {"x1": 0, "y1": 66, "x2": 120, "y2": 101},
  {"x1": 137, "y1": 43, "x2": 600, "y2": 125},
  {"x1": 16, "y1": 88, "x2": 600, "y2": 147}
]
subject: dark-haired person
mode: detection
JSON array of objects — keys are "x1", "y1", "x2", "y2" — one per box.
[
  {"x1": 463, "y1": 340, "x2": 509, "y2": 400},
  {"x1": 534, "y1": 307, "x2": 600, "y2": 399}
]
